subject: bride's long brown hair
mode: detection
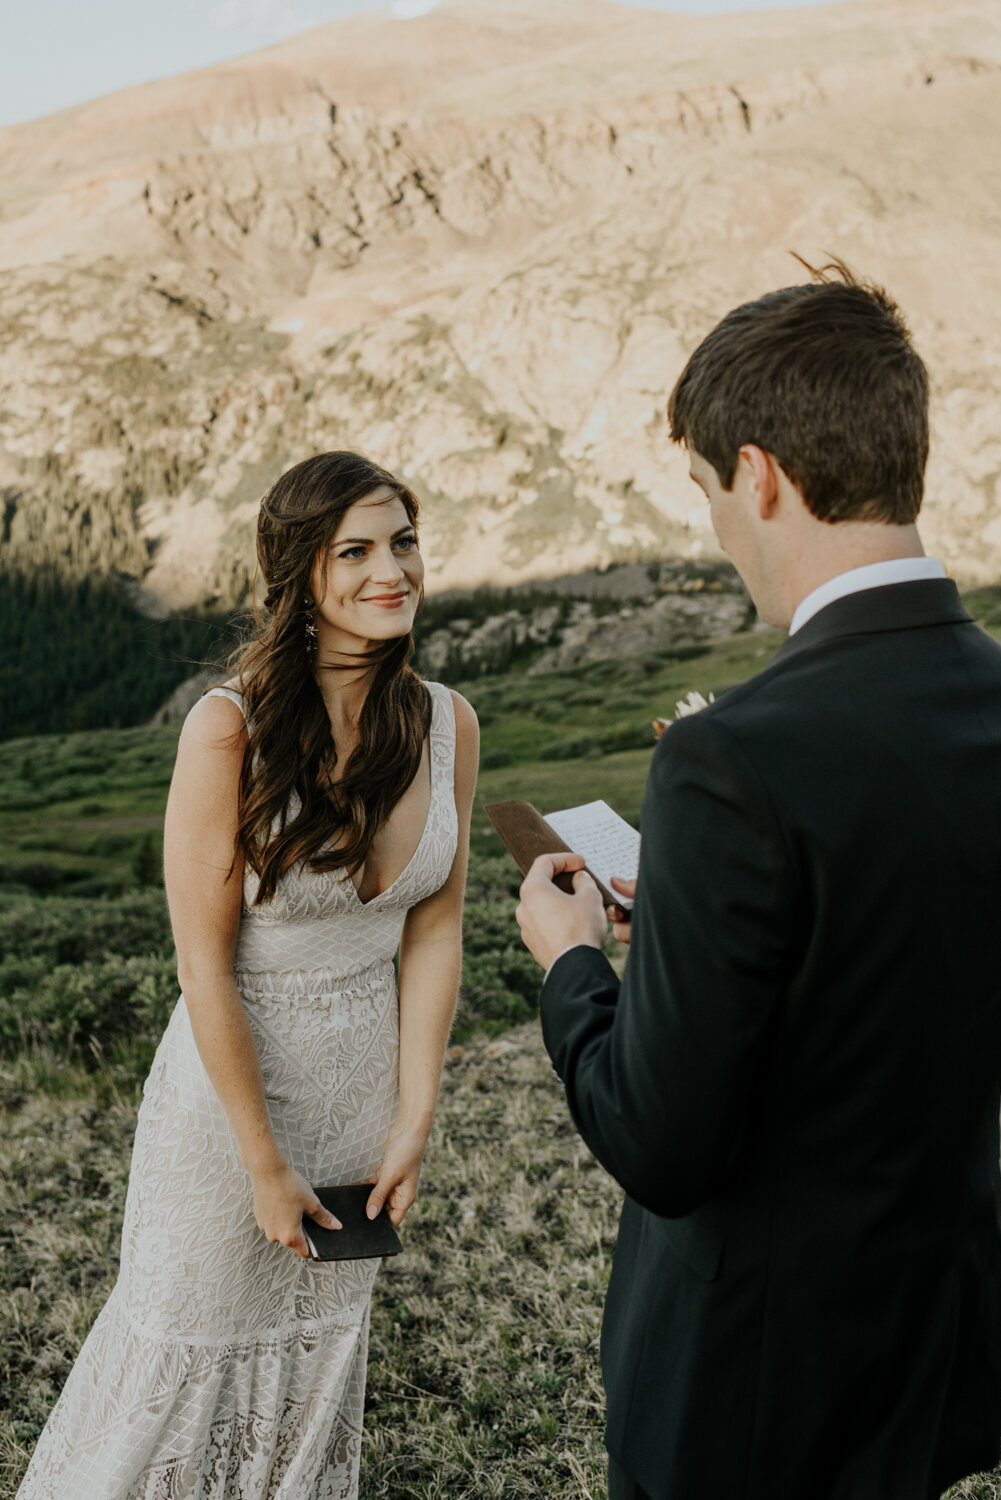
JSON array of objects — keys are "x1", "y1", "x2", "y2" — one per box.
[{"x1": 227, "y1": 451, "x2": 431, "y2": 905}]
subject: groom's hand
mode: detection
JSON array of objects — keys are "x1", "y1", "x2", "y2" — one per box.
[
  {"x1": 608, "y1": 875, "x2": 636, "y2": 945},
  {"x1": 516, "y1": 851, "x2": 608, "y2": 970}
]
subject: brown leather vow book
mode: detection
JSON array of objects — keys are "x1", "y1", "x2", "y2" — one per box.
[
  {"x1": 484, "y1": 799, "x2": 621, "y2": 908},
  {"x1": 302, "y1": 1184, "x2": 403, "y2": 1262}
]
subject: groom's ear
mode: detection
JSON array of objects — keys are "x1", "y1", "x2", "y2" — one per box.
[{"x1": 737, "y1": 444, "x2": 783, "y2": 521}]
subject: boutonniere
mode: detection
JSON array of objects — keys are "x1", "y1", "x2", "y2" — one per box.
[{"x1": 652, "y1": 690, "x2": 715, "y2": 740}]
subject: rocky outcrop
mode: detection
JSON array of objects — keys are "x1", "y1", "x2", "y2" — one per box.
[
  {"x1": 2, "y1": 0, "x2": 1001, "y2": 604},
  {"x1": 525, "y1": 587, "x2": 753, "y2": 675},
  {"x1": 413, "y1": 562, "x2": 752, "y2": 679}
]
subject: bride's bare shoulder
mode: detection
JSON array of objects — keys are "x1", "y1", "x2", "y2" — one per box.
[{"x1": 180, "y1": 682, "x2": 247, "y2": 752}]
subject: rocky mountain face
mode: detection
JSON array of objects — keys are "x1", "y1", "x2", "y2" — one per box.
[
  {"x1": 2, "y1": 0, "x2": 1001, "y2": 609},
  {"x1": 418, "y1": 561, "x2": 753, "y2": 678}
]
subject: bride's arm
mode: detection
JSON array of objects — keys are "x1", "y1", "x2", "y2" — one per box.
[
  {"x1": 163, "y1": 694, "x2": 339, "y2": 1256},
  {"x1": 366, "y1": 690, "x2": 479, "y2": 1227}
]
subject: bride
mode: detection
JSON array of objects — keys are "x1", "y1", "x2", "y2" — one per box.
[{"x1": 18, "y1": 451, "x2": 479, "y2": 1499}]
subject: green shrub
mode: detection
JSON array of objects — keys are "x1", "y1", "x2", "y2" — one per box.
[
  {"x1": 463, "y1": 851, "x2": 520, "y2": 905},
  {"x1": 604, "y1": 692, "x2": 652, "y2": 713},
  {"x1": 132, "y1": 834, "x2": 161, "y2": 888},
  {"x1": 0, "y1": 792, "x2": 48, "y2": 811},
  {"x1": 64, "y1": 877, "x2": 122, "y2": 899},
  {"x1": 563, "y1": 686, "x2": 607, "y2": 707},
  {"x1": 0, "y1": 892, "x2": 176, "y2": 1064},
  {"x1": 1, "y1": 862, "x2": 65, "y2": 891},
  {"x1": 599, "y1": 723, "x2": 656, "y2": 754},
  {"x1": 0, "y1": 884, "x2": 35, "y2": 904},
  {"x1": 60, "y1": 757, "x2": 106, "y2": 778},
  {"x1": 84, "y1": 832, "x2": 141, "y2": 858},
  {"x1": 0, "y1": 951, "x2": 178, "y2": 1059},
  {"x1": 542, "y1": 735, "x2": 603, "y2": 761},
  {"x1": 12, "y1": 835, "x2": 67, "y2": 853},
  {"x1": 664, "y1": 643, "x2": 714, "y2": 664},
  {"x1": 0, "y1": 953, "x2": 49, "y2": 992},
  {"x1": 41, "y1": 781, "x2": 85, "y2": 804},
  {"x1": 480, "y1": 748, "x2": 511, "y2": 770},
  {"x1": 457, "y1": 859, "x2": 542, "y2": 1038},
  {"x1": 0, "y1": 891, "x2": 172, "y2": 967}
]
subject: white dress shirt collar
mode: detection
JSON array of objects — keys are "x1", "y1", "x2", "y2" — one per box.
[{"x1": 788, "y1": 557, "x2": 947, "y2": 637}]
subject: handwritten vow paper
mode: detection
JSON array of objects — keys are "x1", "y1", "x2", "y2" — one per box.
[{"x1": 543, "y1": 800, "x2": 641, "y2": 909}]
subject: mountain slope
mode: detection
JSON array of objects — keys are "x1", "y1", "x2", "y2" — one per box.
[{"x1": 2, "y1": 0, "x2": 1000, "y2": 604}]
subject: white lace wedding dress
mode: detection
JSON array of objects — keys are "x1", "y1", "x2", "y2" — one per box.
[{"x1": 18, "y1": 681, "x2": 458, "y2": 1500}]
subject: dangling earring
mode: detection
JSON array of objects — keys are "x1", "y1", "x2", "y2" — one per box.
[{"x1": 304, "y1": 596, "x2": 318, "y2": 650}]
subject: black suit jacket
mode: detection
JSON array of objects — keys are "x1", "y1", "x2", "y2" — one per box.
[{"x1": 541, "y1": 580, "x2": 1001, "y2": 1500}]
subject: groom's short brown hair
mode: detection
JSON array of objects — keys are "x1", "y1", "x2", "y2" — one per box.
[{"x1": 667, "y1": 260, "x2": 929, "y2": 525}]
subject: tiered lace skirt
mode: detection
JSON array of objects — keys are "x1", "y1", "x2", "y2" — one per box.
[{"x1": 18, "y1": 958, "x2": 399, "y2": 1500}]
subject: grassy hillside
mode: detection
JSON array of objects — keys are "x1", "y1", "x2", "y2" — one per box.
[{"x1": 3, "y1": 605, "x2": 1001, "y2": 1497}]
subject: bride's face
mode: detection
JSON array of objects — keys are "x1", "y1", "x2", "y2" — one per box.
[{"x1": 309, "y1": 486, "x2": 424, "y2": 651}]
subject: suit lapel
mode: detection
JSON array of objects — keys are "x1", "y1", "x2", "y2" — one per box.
[{"x1": 772, "y1": 578, "x2": 973, "y2": 665}]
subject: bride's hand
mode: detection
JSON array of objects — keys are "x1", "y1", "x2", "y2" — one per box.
[
  {"x1": 251, "y1": 1160, "x2": 341, "y2": 1258},
  {"x1": 365, "y1": 1123, "x2": 428, "y2": 1228}
]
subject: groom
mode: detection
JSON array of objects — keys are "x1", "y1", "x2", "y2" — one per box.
[{"x1": 516, "y1": 264, "x2": 1001, "y2": 1500}]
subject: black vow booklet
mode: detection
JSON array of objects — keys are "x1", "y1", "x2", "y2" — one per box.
[{"x1": 302, "y1": 1183, "x2": 403, "y2": 1262}]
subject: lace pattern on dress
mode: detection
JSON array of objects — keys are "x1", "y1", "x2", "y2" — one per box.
[{"x1": 22, "y1": 1293, "x2": 369, "y2": 1500}]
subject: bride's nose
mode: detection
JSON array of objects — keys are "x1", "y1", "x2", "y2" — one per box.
[{"x1": 369, "y1": 545, "x2": 406, "y2": 583}]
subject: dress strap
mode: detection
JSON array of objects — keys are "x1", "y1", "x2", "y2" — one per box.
[
  {"x1": 202, "y1": 685, "x2": 248, "y2": 719},
  {"x1": 426, "y1": 681, "x2": 456, "y2": 797}
]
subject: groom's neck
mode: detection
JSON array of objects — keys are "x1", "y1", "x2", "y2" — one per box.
[{"x1": 768, "y1": 520, "x2": 928, "y2": 631}]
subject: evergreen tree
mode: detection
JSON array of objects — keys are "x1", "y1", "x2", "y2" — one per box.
[{"x1": 0, "y1": 566, "x2": 238, "y2": 741}]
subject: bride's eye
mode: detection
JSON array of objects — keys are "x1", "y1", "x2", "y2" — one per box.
[
  {"x1": 338, "y1": 545, "x2": 367, "y2": 560},
  {"x1": 394, "y1": 535, "x2": 418, "y2": 551}
]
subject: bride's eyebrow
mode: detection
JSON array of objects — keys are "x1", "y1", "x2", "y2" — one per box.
[{"x1": 335, "y1": 525, "x2": 416, "y2": 546}]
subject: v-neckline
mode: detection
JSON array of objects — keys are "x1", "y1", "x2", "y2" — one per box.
[{"x1": 345, "y1": 734, "x2": 434, "y2": 908}]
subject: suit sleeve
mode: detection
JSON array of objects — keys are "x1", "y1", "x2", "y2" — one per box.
[{"x1": 540, "y1": 711, "x2": 795, "y2": 1217}]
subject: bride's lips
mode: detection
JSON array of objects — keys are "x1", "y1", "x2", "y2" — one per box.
[{"x1": 362, "y1": 591, "x2": 410, "y2": 608}]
